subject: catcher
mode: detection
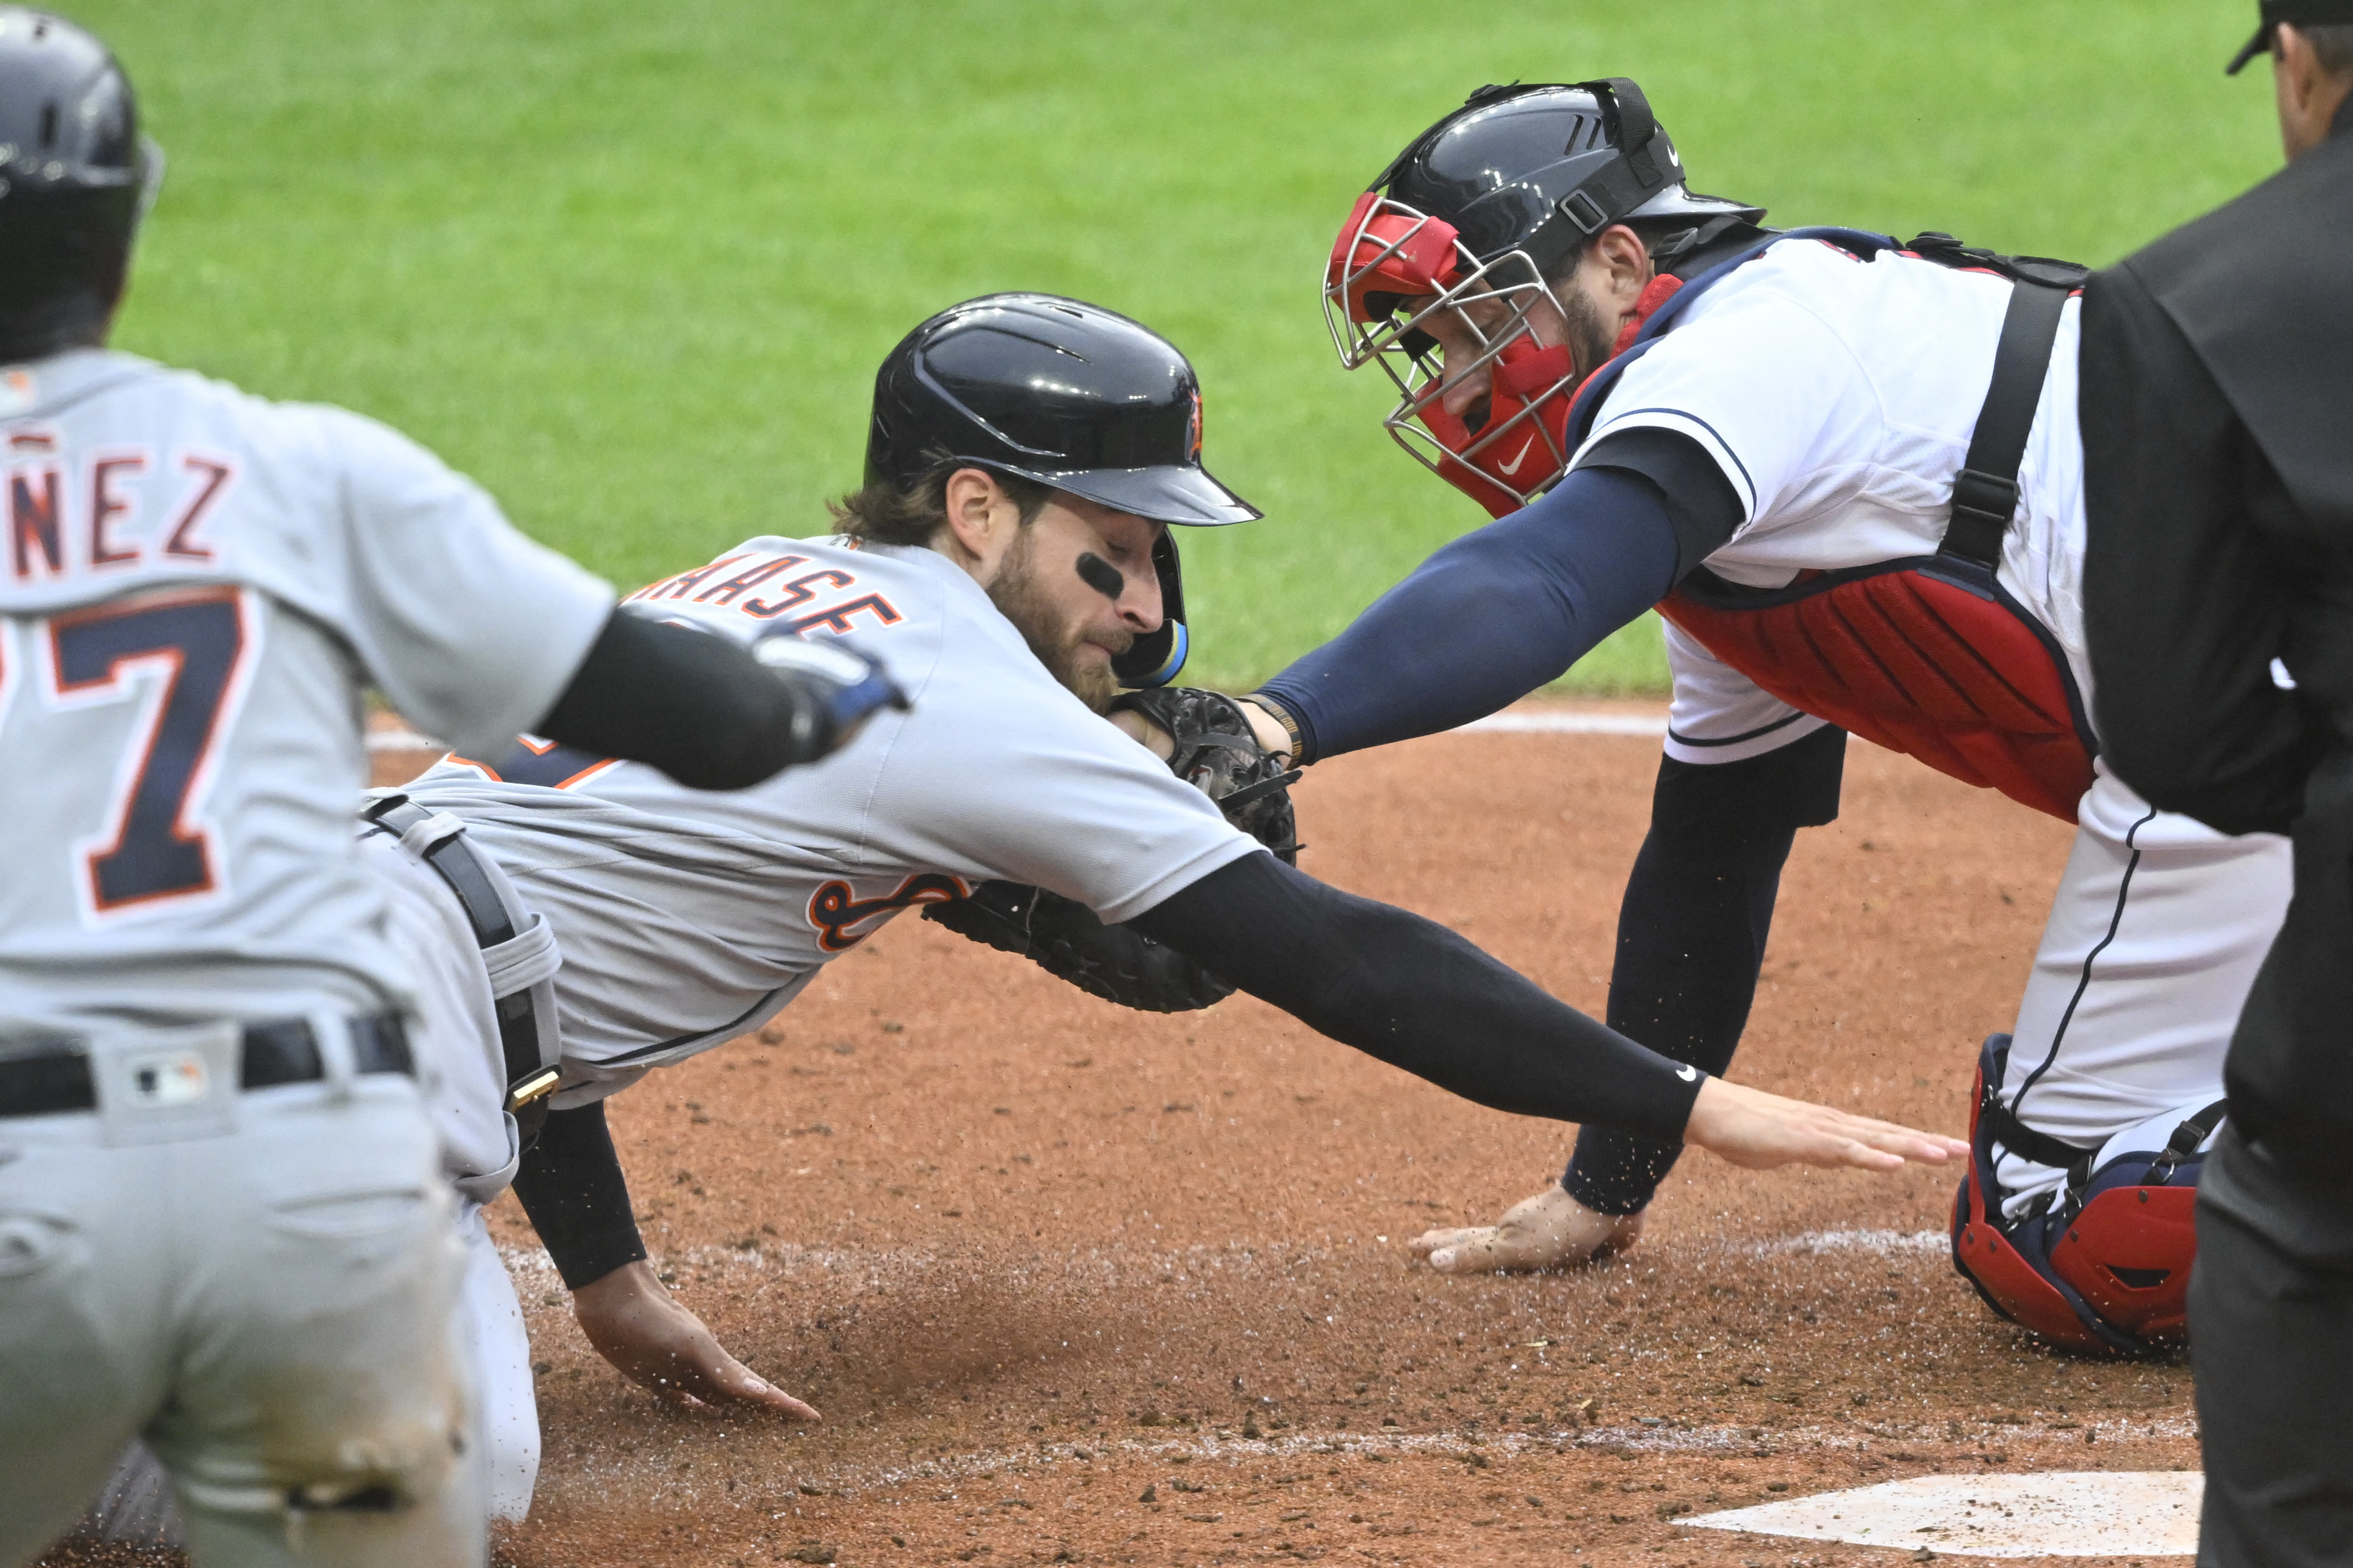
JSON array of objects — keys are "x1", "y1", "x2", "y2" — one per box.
[
  {"x1": 1196, "y1": 81, "x2": 2291, "y2": 1356},
  {"x1": 78, "y1": 293, "x2": 1950, "y2": 1528}
]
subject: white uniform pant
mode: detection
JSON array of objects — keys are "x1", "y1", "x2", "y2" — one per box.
[
  {"x1": 459, "y1": 1200, "x2": 540, "y2": 1520},
  {"x1": 1993, "y1": 760, "x2": 2293, "y2": 1214},
  {"x1": 75, "y1": 1207, "x2": 537, "y2": 1550},
  {"x1": 0, "y1": 1063, "x2": 480, "y2": 1568},
  {"x1": 365, "y1": 829, "x2": 548, "y2": 1518},
  {"x1": 73, "y1": 835, "x2": 554, "y2": 1549},
  {"x1": 358, "y1": 830, "x2": 541, "y2": 1214}
]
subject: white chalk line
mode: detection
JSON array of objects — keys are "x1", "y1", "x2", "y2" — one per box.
[
  {"x1": 367, "y1": 728, "x2": 442, "y2": 752},
  {"x1": 1762, "y1": 1228, "x2": 1948, "y2": 1256},
  {"x1": 501, "y1": 1227, "x2": 1950, "y2": 1294},
  {"x1": 552, "y1": 1418, "x2": 2202, "y2": 1520},
  {"x1": 1455, "y1": 709, "x2": 1668, "y2": 736},
  {"x1": 506, "y1": 1231, "x2": 2196, "y2": 1501}
]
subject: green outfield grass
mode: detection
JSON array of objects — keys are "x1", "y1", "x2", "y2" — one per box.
[{"x1": 86, "y1": 0, "x2": 2278, "y2": 694}]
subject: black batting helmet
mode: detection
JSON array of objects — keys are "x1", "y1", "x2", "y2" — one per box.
[
  {"x1": 0, "y1": 7, "x2": 156, "y2": 361},
  {"x1": 865, "y1": 293, "x2": 1260, "y2": 687}
]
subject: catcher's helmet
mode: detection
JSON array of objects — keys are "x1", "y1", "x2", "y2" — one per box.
[
  {"x1": 865, "y1": 293, "x2": 1260, "y2": 686},
  {"x1": 1325, "y1": 80, "x2": 1764, "y2": 517},
  {"x1": 0, "y1": 7, "x2": 157, "y2": 359}
]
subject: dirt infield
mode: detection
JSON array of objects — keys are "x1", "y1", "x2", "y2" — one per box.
[{"x1": 47, "y1": 707, "x2": 2204, "y2": 1567}]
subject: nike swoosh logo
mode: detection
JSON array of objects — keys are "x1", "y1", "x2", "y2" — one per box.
[
  {"x1": 1493, "y1": 436, "x2": 1539, "y2": 477},
  {"x1": 1676, "y1": 1065, "x2": 1699, "y2": 1082}
]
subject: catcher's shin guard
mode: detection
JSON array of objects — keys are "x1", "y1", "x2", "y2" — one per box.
[{"x1": 1949, "y1": 1034, "x2": 2218, "y2": 1356}]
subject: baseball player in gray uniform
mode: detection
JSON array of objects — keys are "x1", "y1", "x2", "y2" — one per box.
[
  {"x1": 174, "y1": 293, "x2": 1955, "y2": 1520},
  {"x1": 0, "y1": 12, "x2": 900, "y2": 1565}
]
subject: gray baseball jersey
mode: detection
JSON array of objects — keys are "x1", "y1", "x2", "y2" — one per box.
[
  {"x1": 400, "y1": 534, "x2": 1261, "y2": 1105},
  {"x1": 0, "y1": 348, "x2": 614, "y2": 1030}
]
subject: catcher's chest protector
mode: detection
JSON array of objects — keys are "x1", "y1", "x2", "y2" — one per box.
[
  {"x1": 1657, "y1": 559, "x2": 2092, "y2": 821},
  {"x1": 1583, "y1": 232, "x2": 2096, "y2": 822}
]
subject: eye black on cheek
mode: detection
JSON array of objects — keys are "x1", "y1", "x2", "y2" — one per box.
[{"x1": 1075, "y1": 552, "x2": 1124, "y2": 599}]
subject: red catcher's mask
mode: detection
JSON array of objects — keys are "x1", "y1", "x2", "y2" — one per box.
[{"x1": 1323, "y1": 190, "x2": 1679, "y2": 518}]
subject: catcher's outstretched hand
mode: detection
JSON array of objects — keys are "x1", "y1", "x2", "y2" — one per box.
[
  {"x1": 1410, "y1": 1184, "x2": 1644, "y2": 1274},
  {"x1": 573, "y1": 1260, "x2": 821, "y2": 1421},
  {"x1": 1684, "y1": 1077, "x2": 1967, "y2": 1171}
]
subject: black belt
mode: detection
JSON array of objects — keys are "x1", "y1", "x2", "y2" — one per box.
[
  {"x1": 0, "y1": 1013, "x2": 413, "y2": 1119},
  {"x1": 362, "y1": 794, "x2": 559, "y2": 1130}
]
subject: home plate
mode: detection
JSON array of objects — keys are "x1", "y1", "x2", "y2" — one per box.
[{"x1": 1684, "y1": 1472, "x2": 2202, "y2": 1557}]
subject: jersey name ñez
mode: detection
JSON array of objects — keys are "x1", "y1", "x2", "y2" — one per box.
[
  {"x1": 403, "y1": 535, "x2": 1260, "y2": 1102},
  {"x1": 0, "y1": 350, "x2": 613, "y2": 1030},
  {"x1": 1570, "y1": 241, "x2": 2089, "y2": 763}
]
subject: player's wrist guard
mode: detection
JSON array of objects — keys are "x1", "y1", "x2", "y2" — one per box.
[
  {"x1": 924, "y1": 688, "x2": 1300, "y2": 1013},
  {"x1": 751, "y1": 633, "x2": 909, "y2": 766},
  {"x1": 1240, "y1": 692, "x2": 1306, "y2": 767}
]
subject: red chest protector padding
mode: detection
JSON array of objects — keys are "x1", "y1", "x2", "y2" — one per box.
[
  {"x1": 1659, "y1": 557, "x2": 2095, "y2": 822},
  {"x1": 1565, "y1": 229, "x2": 2095, "y2": 821}
]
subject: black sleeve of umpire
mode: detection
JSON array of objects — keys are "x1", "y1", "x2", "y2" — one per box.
[
  {"x1": 2080, "y1": 263, "x2": 2324, "y2": 836},
  {"x1": 533, "y1": 609, "x2": 819, "y2": 791},
  {"x1": 508, "y1": 1100, "x2": 650, "y2": 1291},
  {"x1": 1127, "y1": 852, "x2": 1703, "y2": 1142}
]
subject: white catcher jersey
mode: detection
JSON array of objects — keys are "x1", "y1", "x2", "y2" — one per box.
[
  {"x1": 400, "y1": 535, "x2": 1261, "y2": 1104},
  {"x1": 0, "y1": 349, "x2": 613, "y2": 1029},
  {"x1": 1567, "y1": 239, "x2": 2090, "y2": 764}
]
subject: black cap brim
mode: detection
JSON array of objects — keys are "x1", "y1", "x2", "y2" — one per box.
[
  {"x1": 1011, "y1": 462, "x2": 1261, "y2": 526},
  {"x1": 2227, "y1": 22, "x2": 2272, "y2": 74}
]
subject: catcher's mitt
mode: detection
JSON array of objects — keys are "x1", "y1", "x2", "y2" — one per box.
[
  {"x1": 1108, "y1": 686, "x2": 1300, "y2": 865},
  {"x1": 923, "y1": 689, "x2": 1300, "y2": 1013}
]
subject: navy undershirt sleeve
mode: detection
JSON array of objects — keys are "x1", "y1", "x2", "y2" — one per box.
[
  {"x1": 1259, "y1": 439, "x2": 1737, "y2": 764},
  {"x1": 1129, "y1": 851, "x2": 1704, "y2": 1142},
  {"x1": 1561, "y1": 725, "x2": 1848, "y2": 1214}
]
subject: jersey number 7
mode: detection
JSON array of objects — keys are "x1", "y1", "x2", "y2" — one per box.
[{"x1": 38, "y1": 586, "x2": 252, "y2": 913}]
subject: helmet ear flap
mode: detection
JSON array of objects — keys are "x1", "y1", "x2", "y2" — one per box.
[{"x1": 1113, "y1": 529, "x2": 1188, "y2": 688}]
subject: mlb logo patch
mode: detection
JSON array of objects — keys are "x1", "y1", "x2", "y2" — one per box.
[
  {"x1": 126, "y1": 1050, "x2": 211, "y2": 1107},
  {"x1": 0, "y1": 368, "x2": 33, "y2": 415}
]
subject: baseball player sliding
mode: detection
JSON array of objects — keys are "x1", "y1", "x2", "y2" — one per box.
[
  {"x1": 1200, "y1": 81, "x2": 2288, "y2": 1355},
  {"x1": 0, "y1": 10, "x2": 895, "y2": 1565},
  {"x1": 82, "y1": 293, "x2": 1957, "y2": 1534}
]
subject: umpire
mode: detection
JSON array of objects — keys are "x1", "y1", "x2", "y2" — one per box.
[{"x1": 2080, "y1": 4, "x2": 2353, "y2": 1560}]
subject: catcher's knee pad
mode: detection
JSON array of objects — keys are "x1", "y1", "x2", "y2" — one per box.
[{"x1": 1949, "y1": 1034, "x2": 2219, "y2": 1356}]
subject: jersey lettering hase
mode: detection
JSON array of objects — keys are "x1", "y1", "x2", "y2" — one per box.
[{"x1": 626, "y1": 548, "x2": 904, "y2": 636}]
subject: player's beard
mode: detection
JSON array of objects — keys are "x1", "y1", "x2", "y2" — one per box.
[
  {"x1": 987, "y1": 526, "x2": 1126, "y2": 713},
  {"x1": 1456, "y1": 283, "x2": 1616, "y2": 434},
  {"x1": 1556, "y1": 279, "x2": 1618, "y2": 383}
]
